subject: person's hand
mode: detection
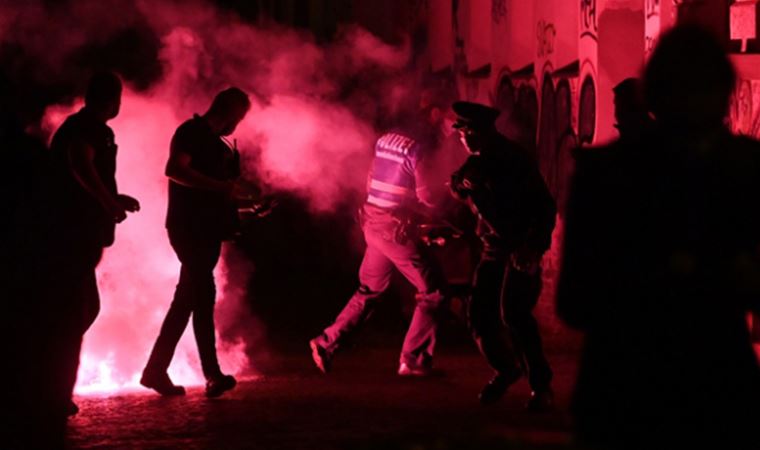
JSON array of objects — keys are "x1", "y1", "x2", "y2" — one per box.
[
  {"x1": 106, "y1": 199, "x2": 128, "y2": 223},
  {"x1": 117, "y1": 194, "x2": 141, "y2": 212},
  {"x1": 227, "y1": 180, "x2": 260, "y2": 201},
  {"x1": 449, "y1": 172, "x2": 471, "y2": 200},
  {"x1": 510, "y1": 245, "x2": 541, "y2": 274}
]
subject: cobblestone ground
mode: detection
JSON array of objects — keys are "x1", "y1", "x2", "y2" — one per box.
[{"x1": 66, "y1": 349, "x2": 578, "y2": 449}]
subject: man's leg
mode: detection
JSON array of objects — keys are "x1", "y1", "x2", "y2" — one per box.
[
  {"x1": 142, "y1": 231, "x2": 207, "y2": 394},
  {"x1": 59, "y1": 266, "x2": 101, "y2": 412},
  {"x1": 383, "y1": 238, "x2": 445, "y2": 370},
  {"x1": 187, "y1": 239, "x2": 224, "y2": 380},
  {"x1": 502, "y1": 267, "x2": 552, "y2": 393},
  {"x1": 178, "y1": 236, "x2": 237, "y2": 398},
  {"x1": 313, "y1": 238, "x2": 393, "y2": 358},
  {"x1": 469, "y1": 255, "x2": 522, "y2": 403},
  {"x1": 143, "y1": 264, "x2": 196, "y2": 375},
  {"x1": 469, "y1": 256, "x2": 520, "y2": 374}
]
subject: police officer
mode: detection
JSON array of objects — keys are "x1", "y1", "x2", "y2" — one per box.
[
  {"x1": 310, "y1": 98, "x2": 447, "y2": 377},
  {"x1": 450, "y1": 101, "x2": 556, "y2": 410}
]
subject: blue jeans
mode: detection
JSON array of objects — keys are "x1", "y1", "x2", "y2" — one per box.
[{"x1": 314, "y1": 206, "x2": 446, "y2": 367}]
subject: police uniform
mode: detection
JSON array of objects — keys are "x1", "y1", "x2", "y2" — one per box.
[
  {"x1": 450, "y1": 102, "x2": 556, "y2": 403},
  {"x1": 312, "y1": 126, "x2": 446, "y2": 372}
]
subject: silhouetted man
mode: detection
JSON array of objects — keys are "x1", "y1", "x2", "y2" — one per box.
[
  {"x1": 48, "y1": 71, "x2": 140, "y2": 416},
  {"x1": 558, "y1": 25, "x2": 760, "y2": 449},
  {"x1": 449, "y1": 101, "x2": 556, "y2": 410},
  {"x1": 612, "y1": 77, "x2": 651, "y2": 143},
  {"x1": 309, "y1": 96, "x2": 447, "y2": 376},
  {"x1": 2, "y1": 74, "x2": 73, "y2": 448},
  {"x1": 142, "y1": 87, "x2": 253, "y2": 398}
]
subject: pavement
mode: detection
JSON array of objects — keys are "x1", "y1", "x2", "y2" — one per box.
[{"x1": 66, "y1": 347, "x2": 579, "y2": 450}]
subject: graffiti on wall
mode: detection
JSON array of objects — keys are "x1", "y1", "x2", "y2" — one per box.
[
  {"x1": 535, "y1": 75, "x2": 578, "y2": 216},
  {"x1": 580, "y1": 0, "x2": 598, "y2": 40},
  {"x1": 645, "y1": 0, "x2": 660, "y2": 20},
  {"x1": 537, "y1": 20, "x2": 557, "y2": 57},
  {"x1": 730, "y1": 80, "x2": 760, "y2": 138},
  {"x1": 645, "y1": 0, "x2": 662, "y2": 57},
  {"x1": 492, "y1": 0, "x2": 507, "y2": 23},
  {"x1": 578, "y1": 76, "x2": 596, "y2": 145}
]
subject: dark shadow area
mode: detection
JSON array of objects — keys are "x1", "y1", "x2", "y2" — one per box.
[{"x1": 559, "y1": 25, "x2": 760, "y2": 449}]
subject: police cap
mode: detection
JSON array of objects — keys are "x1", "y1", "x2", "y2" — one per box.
[{"x1": 452, "y1": 101, "x2": 500, "y2": 130}]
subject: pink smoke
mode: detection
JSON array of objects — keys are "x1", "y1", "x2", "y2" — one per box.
[{"x1": 28, "y1": 0, "x2": 412, "y2": 394}]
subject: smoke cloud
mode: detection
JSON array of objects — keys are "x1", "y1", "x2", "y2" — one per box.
[{"x1": 5, "y1": 0, "x2": 416, "y2": 393}]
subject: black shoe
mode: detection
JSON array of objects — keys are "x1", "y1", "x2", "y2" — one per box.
[
  {"x1": 66, "y1": 401, "x2": 79, "y2": 417},
  {"x1": 309, "y1": 339, "x2": 332, "y2": 374},
  {"x1": 205, "y1": 374, "x2": 236, "y2": 398},
  {"x1": 478, "y1": 371, "x2": 521, "y2": 405},
  {"x1": 140, "y1": 371, "x2": 186, "y2": 396},
  {"x1": 526, "y1": 389, "x2": 554, "y2": 412}
]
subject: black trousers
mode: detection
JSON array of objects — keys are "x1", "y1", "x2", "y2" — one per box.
[
  {"x1": 55, "y1": 239, "x2": 103, "y2": 408},
  {"x1": 145, "y1": 229, "x2": 223, "y2": 379},
  {"x1": 5, "y1": 240, "x2": 102, "y2": 449},
  {"x1": 468, "y1": 252, "x2": 552, "y2": 391}
]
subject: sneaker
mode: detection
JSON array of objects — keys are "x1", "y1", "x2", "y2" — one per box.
[
  {"x1": 205, "y1": 374, "x2": 237, "y2": 398},
  {"x1": 397, "y1": 362, "x2": 436, "y2": 377},
  {"x1": 478, "y1": 371, "x2": 521, "y2": 405},
  {"x1": 309, "y1": 339, "x2": 332, "y2": 374},
  {"x1": 525, "y1": 389, "x2": 554, "y2": 412},
  {"x1": 140, "y1": 371, "x2": 186, "y2": 396}
]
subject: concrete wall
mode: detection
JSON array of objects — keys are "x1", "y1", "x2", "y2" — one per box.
[{"x1": 421, "y1": 0, "x2": 760, "y2": 349}]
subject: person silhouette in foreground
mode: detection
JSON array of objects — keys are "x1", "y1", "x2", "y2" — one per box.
[
  {"x1": 2, "y1": 75, "x2": 73, "y2": 449},
  {"x1": 309, "y1": 92, "x2": 448, "y2": 377},
  {"x1": 142, "y1": 87, "x2": 255, "y2": 398},
  {"x1": 558, "y1": 25, "x2": 760, "y2": 449},
  {"x1": 449, "y1": 101, "x2": 556, "y2": 410},
  {"x1": 48, "y1": 71, "x2": 140, "y2": 417},
  {"x1": 612, "y1": 77, "x2": 651, "y2": 144}
]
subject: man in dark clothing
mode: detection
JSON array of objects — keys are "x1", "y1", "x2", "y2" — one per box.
[
  {"x1": 558, "y1": 26, "x2": 760, "y2": 449},
  {"x1": 449, "y1": 101, "x2": 556, "y2": 410},
  {"x1": 47, "y1": 72, "x2": 140, "y2": 418},
  {"x1": 309, "y1": 100, "x2": 447, "y2": 376},
  {"x1": 612, "y1": 77, "x2": 651, "y2": 142},
  {"x1": 142, "y1": 87, "x2": 254, "y2": 398},
  {"x1": 2, "y1": 77, "x2": 87, "y2": 447}
]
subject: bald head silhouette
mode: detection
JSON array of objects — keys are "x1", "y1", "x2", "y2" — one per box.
[{"x1": 644, "y1": 25, "x2": 735, "y2": 128}]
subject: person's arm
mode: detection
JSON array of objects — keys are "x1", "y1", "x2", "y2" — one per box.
[
  {"x1": 413, "y1": 164, "x2": 436, "y2": 211},
  {"x1": 67, "y1": 140, "x2": 126, "y2": 222},
  {"x1": 165, "y1": 133, "x2": 257, "y2": 200},
  {"x1": 165, "y1": 150, "x2": 233, "y2": 194}
]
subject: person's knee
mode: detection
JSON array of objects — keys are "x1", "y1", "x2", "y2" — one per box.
[
  {"x1": 502, "y1": 301, "x2": 531, "y2": 325},
  {"x1": 467, "y1": 304, "x2": 501, "y2": 338},
  {"x1": 414, "y1": 289, "x2": 446, "y2": 313},
  {"x1": 357, "y1": 281, "x2": 387, "y2": 298}
]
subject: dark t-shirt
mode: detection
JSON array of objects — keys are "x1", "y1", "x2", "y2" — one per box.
[
  {"x1": 166, "y1": 115, "x2": 240, "y2": 238},
  {"x1": 49, "y1": 108, "x2": 118, "y2": 248}
]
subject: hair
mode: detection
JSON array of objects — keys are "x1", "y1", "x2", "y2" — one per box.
[
  {"x1": 644, "y1": 25, "x2": 736, "y2": 124},
  {"x1": 613, "y1": 78, "x2": 641, "y2": 98},
  {"x1": 207, "y1": 87, "x2": 251, "y2": 116},
  {"x1": 85, "y1": 72, "x2": 122, "y2": 106}
]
